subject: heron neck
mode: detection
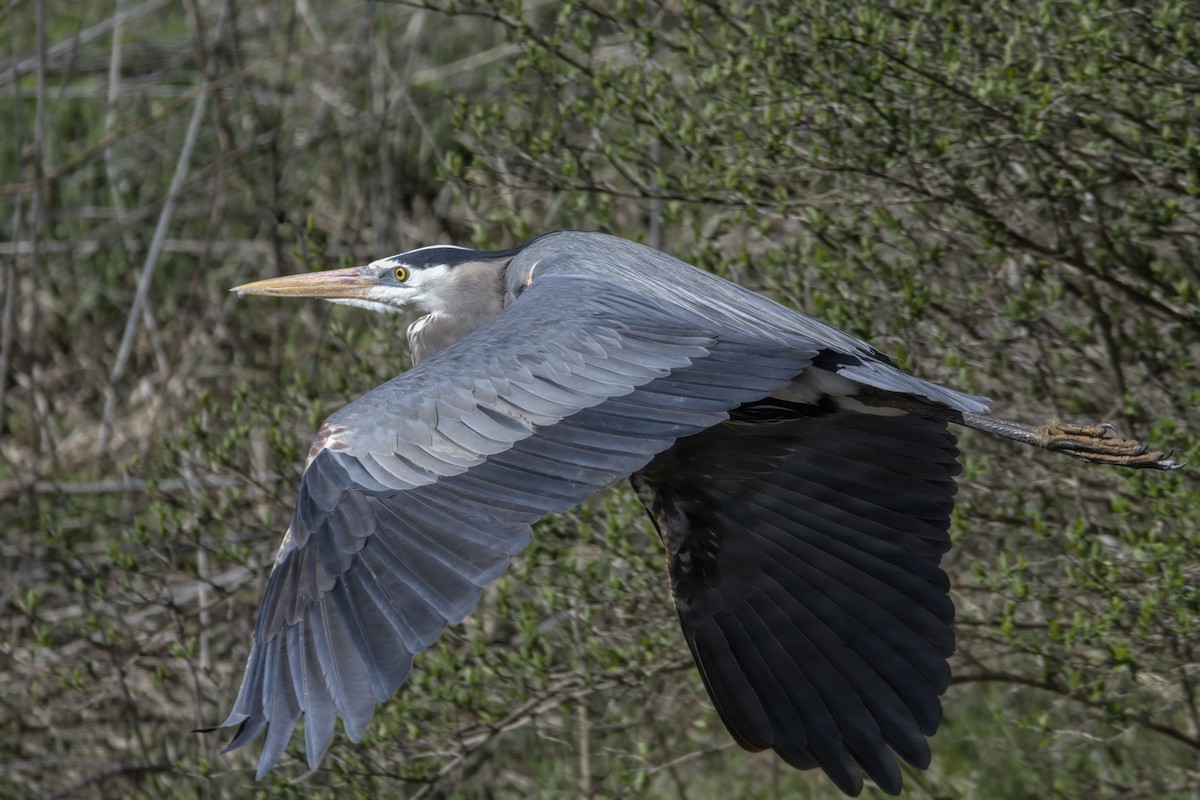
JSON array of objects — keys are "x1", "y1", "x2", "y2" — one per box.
[
  {"x1": 406, "y1": 312, "x2": 487, "y2": 365},
  {"x1": 406, "y1": 256, "x2": 508, "y2": 364}
]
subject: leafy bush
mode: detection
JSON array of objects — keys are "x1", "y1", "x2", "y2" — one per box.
[{"x1": 2, "y1": 1, "x2": 1197, "y2": 797}]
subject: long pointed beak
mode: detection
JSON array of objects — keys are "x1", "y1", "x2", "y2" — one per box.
[{"x1": 232, "y1": 267, "x2": 374, "y2": 300}]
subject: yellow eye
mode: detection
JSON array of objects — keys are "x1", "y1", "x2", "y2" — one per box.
[{"x1": 393, "y1": 266, "x2": 409, "y2": 282}]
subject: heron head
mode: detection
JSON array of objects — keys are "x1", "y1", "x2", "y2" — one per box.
[{"x1": 233, "y1": 245, "x2": 515, "y2": 315}]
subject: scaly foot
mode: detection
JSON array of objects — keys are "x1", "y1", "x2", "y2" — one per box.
[{"x1": 1040, "y1": 422, "x2": 1180, "y2": 469}]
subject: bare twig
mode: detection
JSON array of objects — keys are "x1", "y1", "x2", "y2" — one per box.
[
  {"x1": 409, "y1": 662, "x2": 689, "y2": 800},
  {"x1": 28, "y1": 0, "x2": 50, "y2": 464},
  {"x1": 0, "y1": 199, "x2": 19, "y2": 436},
  {"x1": 104, "y1": 0, "x2": 169, "y2": 379},
  {"x1": 45, "y1": 761, "x2": 170, "y2": 800},
  {"x1": 0, "y1": 0, "x2": 173, "y2": 86},
  {"x1": 0, "y1": 74, "x2": 240, "y2": 199},
  {"x1": 571, "y1": 604, "x2": 593, "y2": 800},
  {"x1": 0, "y1": 472, "x2": 281, "y2": 501},
  {"x1": 0, "y1": 238, "x2": 366, "y2": 259},
  {"x1": 99, "y1": 87, "x2": 209, "y2": 451},
  {"x1": 104, "y1": 0, "x2": 126, "y2": 205}
]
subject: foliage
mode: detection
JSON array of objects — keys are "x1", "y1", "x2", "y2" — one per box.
[{"x1": 1, "y1": 0, "x2": 1197, "y2": 797}]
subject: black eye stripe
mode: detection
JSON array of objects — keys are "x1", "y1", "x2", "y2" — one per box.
[{"x1": 384, "y1": 243, "x2": 523, "y2": 272}]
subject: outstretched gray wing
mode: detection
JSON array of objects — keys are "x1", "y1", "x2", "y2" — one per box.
[{"x1": 218, "y1": 275, "x2": 822, "y2": 777}]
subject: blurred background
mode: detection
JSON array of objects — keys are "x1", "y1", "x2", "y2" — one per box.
[{"x1": 2, "y1": 1, "x2": 1198, "y2": 797}]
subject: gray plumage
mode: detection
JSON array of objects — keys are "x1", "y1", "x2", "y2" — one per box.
[{"x1": 224, "y1": 230, "x2": 1176, "y2": 796}]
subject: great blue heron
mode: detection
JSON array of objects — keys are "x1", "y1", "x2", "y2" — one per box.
[{"x1": 220, "y1": 230, "x2": 1175, "y2": 795}]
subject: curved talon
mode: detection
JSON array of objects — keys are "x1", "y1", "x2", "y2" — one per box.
[{"x1": 1156, "y1": 451, "x2": 1184, "y2": 470}]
